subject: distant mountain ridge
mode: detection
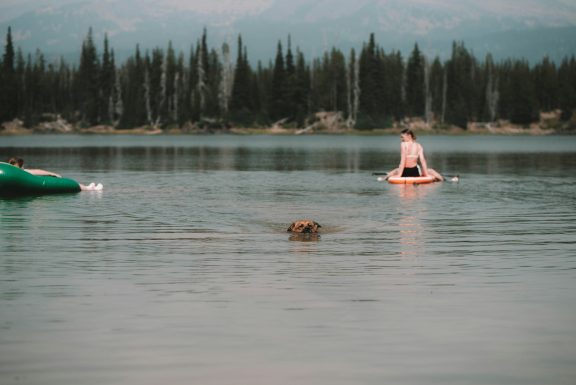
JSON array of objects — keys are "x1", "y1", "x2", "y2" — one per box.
[{"x1": 1, "y1": 0, "x2": 575, "y2": 64}]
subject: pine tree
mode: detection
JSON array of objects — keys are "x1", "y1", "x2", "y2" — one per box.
[
  {"x1": 330, "y1": 48, "x2": 348, "y2": 114},
  {"x1": 406, "y1": 43, "x2": 425, "y2": 117},
  {"x1": 283, "y1": 36, "x2": 297, "y2": 122},
  {"x1": 293, "y1": 49, "x2": 310, "y2": 126},
  {"x1": 534, "y1": 56, "x2": 558, "y2": 112},
  {"x1": 270, "y1": 41, "x2": 286, "y2": 121},
  {"x1": 358, "y1": 34, "x2": 387, "y2": 128},
  {"x1": 497, "y1": 60, "x2": 513, "y2": 122},
  {"x1": 1, "y1": 27, "x2": 17, "y2": 122},
  {"x1": 358, "y1": 34, "x2": 378, "y2": 118},
  {"x1": 230, "y1": 35, "x2": 254, "y2": 124},
  {"x1": 254, "y1": 61, "x2": 272, "y2": 122},
  {"x1": 164, "y1": 41, "x2": 178, "y2": 124},
  {"x1": 33, "y1": 49, "x2": 47, "y2": 117},
  {"x1": 119, "y1": 45, "x2": 146, "y2": 128},
  {"x1": 15, "y1": 48, "x2": 26, "y2": 119},
  {"x1": 185, "y1": 44, "x2": 198, "y2": 122},
  {"x1": 75, "y1": 28, "x2": 101, "y2": 125},
  {"x1": 558, "y1": 56, "x2": 576, "y2": 121},
  {"x1": 145, "y1": 48, "x2": 163, "y2": 125},
  {"x1": 428, "y1": 57, "x2": 444, "y2": 122},
  {"x1": 55, "y1": 57, "x2": 74, "y2": 120},
  {"x1": 382, "y1": 50, "x2": 404, "y2": 120},
  {"x1": 206, "y1": 48, "x2": 223, "y2": 120},
  {"x1": 445, "y1": 42, "x2": 476, "y2": 128},
  {"x1": 101, "y1": 33, "x2": 116, "y2": 124},
  {"x1": 423, "y1": 57, "x2": 432, "y2": 123},
  {"x1": 509, "y1": 60, "x2": 538, "y2": 125}
]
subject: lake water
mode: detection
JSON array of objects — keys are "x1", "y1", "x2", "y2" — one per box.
[{"x1": 1, "y1": 135, "x2": 575, "y2": 385}]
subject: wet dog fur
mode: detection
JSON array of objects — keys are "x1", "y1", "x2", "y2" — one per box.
[{"x1": 287, "y1": 220, "x2": 321, "y2": 234}]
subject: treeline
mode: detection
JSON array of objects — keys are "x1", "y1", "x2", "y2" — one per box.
[{"x1": 1, "y1": 27, "x2": 575, "y2": 130}]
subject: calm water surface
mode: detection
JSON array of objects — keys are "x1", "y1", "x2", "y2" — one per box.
[{"x1": 1, "y1": 135, "x2": 575, "y2": 385}]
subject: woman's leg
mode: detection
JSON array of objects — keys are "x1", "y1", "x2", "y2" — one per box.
[
  {"x1": 386, "y1": 168, "x2": 400, "y2": 179},
  {"x1": 80, "y1": 183, "x2": 103, "y2": 191},
  {"x1": 427, "y1": 168, "x2": 444, "y2": 181}
]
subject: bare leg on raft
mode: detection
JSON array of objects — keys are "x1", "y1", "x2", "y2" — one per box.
[
  {"x1": 80, "y1": 183, "x2": 103, "y2": 191},
  {"x1": 426, "y1": 168, "x2": 444, "y2": 182}
]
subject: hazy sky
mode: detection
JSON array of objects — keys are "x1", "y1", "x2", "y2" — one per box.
[
  {"x1": 1, "y1": 0, "x2": 574, "y2": 63},
  {"x1": 3, "y1": 0, "x2": 576, "y2": 19}
]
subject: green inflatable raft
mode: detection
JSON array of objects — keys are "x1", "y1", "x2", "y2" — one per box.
[{"x1": 0, "y1": 162, "x2": 81, "y2": 197}]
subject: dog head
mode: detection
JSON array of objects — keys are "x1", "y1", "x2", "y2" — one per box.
[{"x1": 287, "y1": 220, "x2": 321, "y2": 234}]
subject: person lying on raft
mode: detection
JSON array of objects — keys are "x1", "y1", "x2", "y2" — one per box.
[
  {"x1": 8, "y1": 157, "x2": 62, "y2": 177},
  {"x1": 384, "y1": 129, "x2": 444, "y2": 181},
  {"x1": 8, "y1": 157, "x2": 102, "y2": 191}
]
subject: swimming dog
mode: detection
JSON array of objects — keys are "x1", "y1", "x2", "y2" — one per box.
[{"x1": 287, "y1": 220, "x2": 321, "y2": 234}]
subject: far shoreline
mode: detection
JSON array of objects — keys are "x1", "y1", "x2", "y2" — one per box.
[
  {"x1": 1, "y1": 125, "x2": 572, "y2": 137},
  {"x1": 0, "y1": 128, "x2": 576, "y2": 137},
  {"x1": 2, "y1": 113, "x2": 574, "y2": 137}
]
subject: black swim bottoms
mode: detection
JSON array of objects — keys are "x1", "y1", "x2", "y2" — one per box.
[{"x1": 401, "y1": 166, "x2": 420, "y2": 177}]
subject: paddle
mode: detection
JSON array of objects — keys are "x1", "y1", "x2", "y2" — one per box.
[
  {"x1": 372, "y1": 172, "x2": 392, "y2": 181},
  {"x1": 372, "y1": 172, "x2": 460, "y2": 182}
]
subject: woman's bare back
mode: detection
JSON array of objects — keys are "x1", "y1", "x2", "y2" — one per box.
[{"x1": 402, "y1": 142, "x2": 421, "y2": 168}]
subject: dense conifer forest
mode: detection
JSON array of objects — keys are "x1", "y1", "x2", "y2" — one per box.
[{"x1": 1, "y1": 27, "x2": 575, "y2": 131}]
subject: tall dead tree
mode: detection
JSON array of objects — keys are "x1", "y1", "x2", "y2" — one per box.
[
  {"x1": 485, "y1": 56, "x2": 499, "y2": 121},
  {"x1": 346, "y1": 49, "x2": 360, "y2": 128},
  {"x1": 196, "y1": 46, "x2": 207, "y2": 117},
  {"x1": 424, "y1": 57, "x2": 433, "y2": 124},
  {"x1": 218, "y1": 42, "x2": 233, "y2": 119},
  {"x1": 144, "y1": 68, "x2": 153, "y2": 125}
]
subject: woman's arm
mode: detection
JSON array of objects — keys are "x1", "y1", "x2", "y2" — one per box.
[
  {"x1": 418, "y1": 145, "x2": 429, "y2": 176},
  {"x1": 25, "y1": 169, "x2": 62, "y2": 178},
  {"x1": 397, "y1": 143, "x2": 407, "y2": 177}
]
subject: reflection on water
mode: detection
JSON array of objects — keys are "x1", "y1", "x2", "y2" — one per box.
[
  {"x1": 1, "y1": 135, "x2": 576, "y2": 385},
  {"x1": 288, "y1": 233, "x2": 321, "y2": 243},
  {"x1": 2, "y1": 135, "x2": 576, "y2": 175},
  {"x1": 394, "y1": 184, "x2": 437, "y2": 261}
]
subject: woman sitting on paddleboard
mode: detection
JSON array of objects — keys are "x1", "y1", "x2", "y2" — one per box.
[{"x1": 386, "y1": 129, "x2": 443, "y2": 181}]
